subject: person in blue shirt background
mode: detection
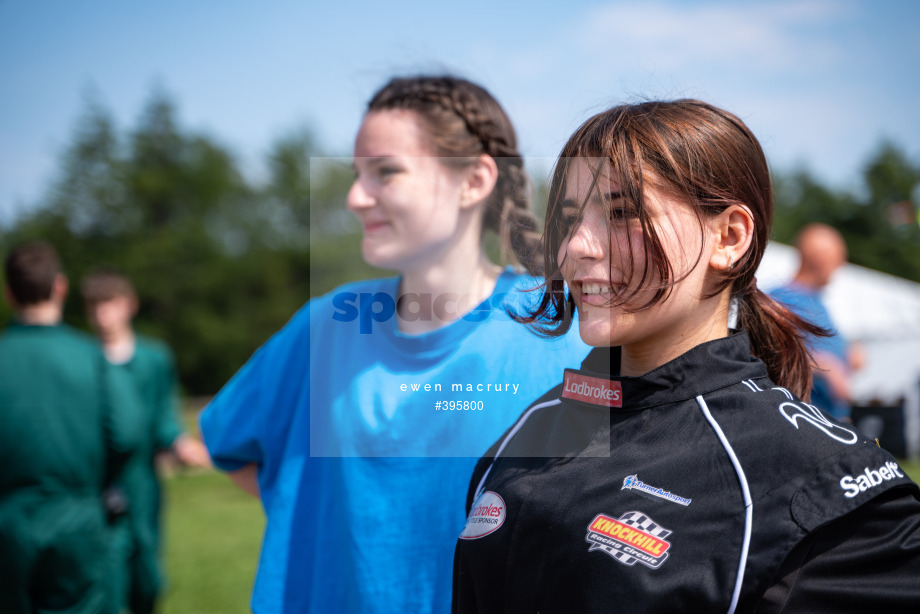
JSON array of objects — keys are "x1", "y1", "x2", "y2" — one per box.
[
  {"x1": 199, "y1": 75, "x2": 588, "y2": 613},
  {"x1": 770, "y1": 223, "x2": 855, "y2": 421}
]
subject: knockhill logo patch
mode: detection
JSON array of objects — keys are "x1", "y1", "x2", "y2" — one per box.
[
  {"x1": 459, "y1": 491, "x2": 506, "y2": 540},
  {"x1": 586, "y1": 511, "x2": 672, "y2": 569},
  {"x1": 562, "y1": 370, "x2": 622, "y2": 408}
]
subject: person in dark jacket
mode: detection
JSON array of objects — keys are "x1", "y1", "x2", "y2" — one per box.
[{"x1": 453, "y1": 100, "x2": 920, "y2": 613}]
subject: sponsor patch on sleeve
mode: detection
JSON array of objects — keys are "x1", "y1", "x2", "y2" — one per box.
[
  {"x1": 839, "y1": 461, "x2": 906, "y2": 498},
  {"x1": 459, "y1": 491, "x2": 506, "y2": 540}
]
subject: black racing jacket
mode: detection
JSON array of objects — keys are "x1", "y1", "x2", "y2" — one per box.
[{"x1": 453, "y1": 332, "x2": 920, "y2": 613}]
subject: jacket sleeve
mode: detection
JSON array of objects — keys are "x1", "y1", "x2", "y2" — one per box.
[
  {"x1": 756, "y1": 485, "x2": 920, "y2": 613},
  {"x1": 100, "y1": 354, "x2": 143, "y2": 485},
  {"x1": 152, "y1": 344, "x2": 184, "y2": 451}
]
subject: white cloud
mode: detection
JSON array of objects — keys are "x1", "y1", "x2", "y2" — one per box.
[
  {"x1": 578, "y1": 0, "x2": 851, "y2": 72},
  {"x1": 465, "y1": 0, "x2": 888, "y2": 188}
]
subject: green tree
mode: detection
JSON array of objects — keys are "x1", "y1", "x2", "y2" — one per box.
[
  {"x1": 773, "y1": 141, "x2": 920, "y2": 283},
  {"x1": 0, "y1": 91, "x2": 313, "y2": 393}
]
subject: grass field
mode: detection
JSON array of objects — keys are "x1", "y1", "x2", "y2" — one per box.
[
  {"x1": 903, "y1": 458, "x2": 920, "y2": 483},
  {"x1": 160, "y1": 469, "x2": 264, "y2": 613}
]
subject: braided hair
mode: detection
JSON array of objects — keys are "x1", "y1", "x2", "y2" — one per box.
[{"x1": 367, "y1": 75, "x2": 542, "y2": 273}]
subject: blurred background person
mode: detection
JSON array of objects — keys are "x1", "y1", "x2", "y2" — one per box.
[
  {"x1": 770, "y1": 223, "x2": 858, "y2": 421},
  {"x1": 82, "y1": 267, "x2": 210, "y2": 614},
  {"x1": 0, "y1": 241, "x2": 139, "y2": 614}
]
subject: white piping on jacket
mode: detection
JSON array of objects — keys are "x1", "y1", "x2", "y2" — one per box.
[
  {"x1": 473, "y1": 398, "x2": 562, "y2": 499},
  {"x1": 696, "y1": 394, "x2": 753, "y2": 614}
]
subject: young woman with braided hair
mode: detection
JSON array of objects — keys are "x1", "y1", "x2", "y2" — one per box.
[
  {"x1": 453, "y1": 100, "x2": 920, "y2": 613},
  {"x1": 200, "y1": 75, "x2": 588, "y2": 613}
]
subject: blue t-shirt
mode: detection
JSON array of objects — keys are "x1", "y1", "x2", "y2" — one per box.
[
  {"x1": 200, "y1": 270, "x2": 589, "y2": 613},
  {"x1": 770, "y1": 282, "x2": 850, "y2": 418}
]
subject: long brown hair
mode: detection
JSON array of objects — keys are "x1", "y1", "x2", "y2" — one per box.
[
  {"x1": 526, "y1": 99, "x2": 825, "y2": 398},
  {"x1": 367, "y1": 75, "x2": 541, "y2": 272}
]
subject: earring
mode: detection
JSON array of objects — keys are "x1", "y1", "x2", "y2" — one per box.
[{"x1": 728, "y1": 254, "x2": 735, "y2": 271}]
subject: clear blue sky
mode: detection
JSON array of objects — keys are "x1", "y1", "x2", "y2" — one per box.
[{"x1": 1, "y1": 0, "x2": 918, "y2": 223}]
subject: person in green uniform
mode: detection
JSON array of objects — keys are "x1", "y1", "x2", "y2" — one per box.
[
  {"x1": 0, "y1": 241, "x2": 140, "y2": 614},
  {"x1": 81, "y1": 268, "x2": 210, "y2": 614}
]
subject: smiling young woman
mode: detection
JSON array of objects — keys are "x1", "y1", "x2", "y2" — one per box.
[
  {"x1": 199, "y1": 75, "x2": 588, "y2": 613},
  {"x1": 453, "y1": 100, "x2": 920, "y2": 614}
]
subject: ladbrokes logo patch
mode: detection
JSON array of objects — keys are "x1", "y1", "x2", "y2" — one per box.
[
  {"x1": 586, "y1": 511, "x2": 671, "y2": 569},
  {"x1": 459, "y1": 491, "x2": 506, "y2": 540},
  {"x1": 562, "y1": 371, "x2": 622, "y2": 408}
]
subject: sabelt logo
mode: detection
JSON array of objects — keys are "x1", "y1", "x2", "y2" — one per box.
[
  {"x1": 840, "y1": 461, "x2": 905, "y2": 498},
  {"x1": 562, "y1": 371, "x2": 622, "y2": 408}
]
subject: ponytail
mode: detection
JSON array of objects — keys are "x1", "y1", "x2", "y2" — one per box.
[{"x1": 736, "y1": 280, "x2": 831, "y2": 400}]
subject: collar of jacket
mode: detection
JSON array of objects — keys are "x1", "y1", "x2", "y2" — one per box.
[{"x1": 568, "y1": 330, "x2": 768, "y2": 412}]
